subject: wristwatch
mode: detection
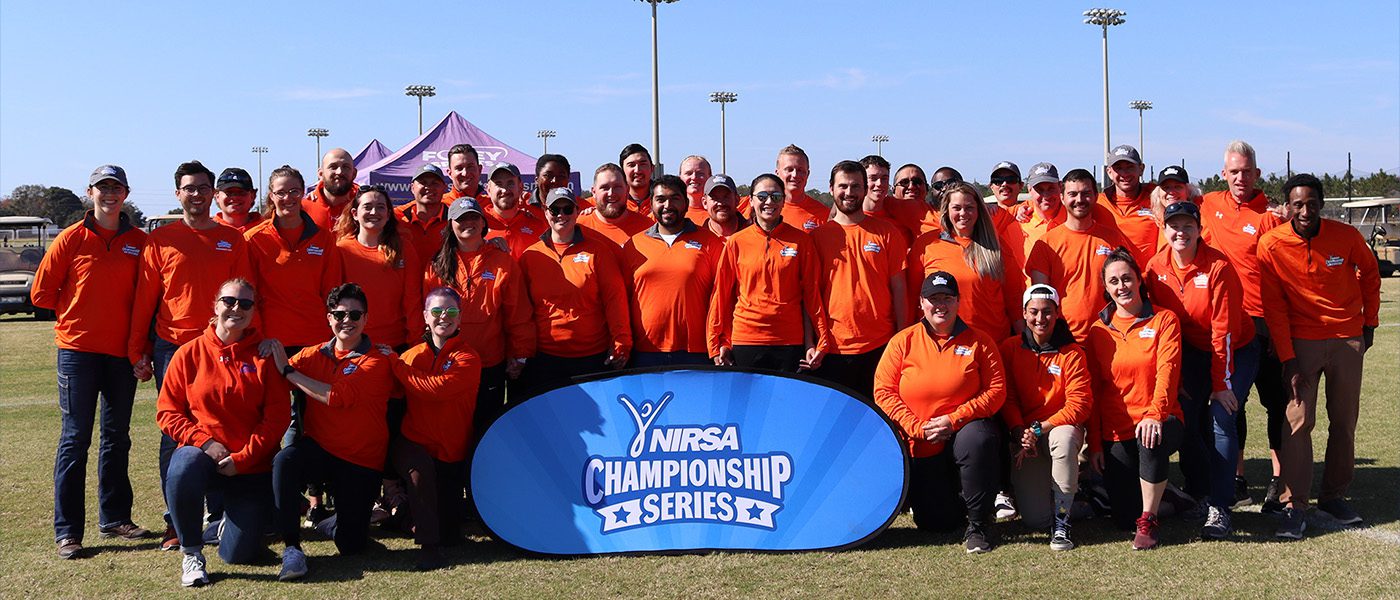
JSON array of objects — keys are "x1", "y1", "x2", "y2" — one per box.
[
  {"x1": 1030, "y1": 421, "x2": 1043, "y2": 437},
  {"x1": 282, "y1": 364, "x2": 297, "y2": 377}
]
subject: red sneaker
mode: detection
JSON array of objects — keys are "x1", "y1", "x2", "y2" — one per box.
[
  {"x1": 1132, "y1": 513, "x2": 1159, "y2": 550},
  {"x1": 160, "y1": 525, "x2": 180, "y2": 551}
]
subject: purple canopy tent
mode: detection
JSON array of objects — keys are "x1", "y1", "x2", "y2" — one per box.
[
  {"x1": 355, "y1": 111, "x2": 581, "y2": 204},
  {"x1": 352, "y1": 139, "x2": 393, "y2": 170}
]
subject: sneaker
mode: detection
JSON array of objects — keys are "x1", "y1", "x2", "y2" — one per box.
[
  {"x1": 313, "y1": 514, "x2": 337, "y2": 539},
  {"x1": 1316, "y1": 498, "x2": 1363, "y2": 526},
  {"x1": 160, "y1": 525, "x2": 180, "y2": 551},
  {"x1": 56, "y1": 538, "x2": 83, "y2": 560},
  {"x1": 1275, "y1": 506, "x2": 1307, "y2": 540},
  {"x1": 964, "y1": 524, "x2": 993, "y2": 554},
  {"x1": 1260, "y1": 478, "x2": 1284, "y2": 515},
  {"x1": 1132, "y1": 513, "x2": 1160, "y2": 550},
  {"x1": 98, "y1": 522, "x2": 151, "y2": 540},
  {"x1": 994, "y1": 492, "x2": 1017, "y2": 522},
  {"x1": 1050, "y1": 514, "x2": 1074, "y2": 551},
  {"x1": 1202, "y1": 505, "x2": 1233, "y2": 540},
  {"x1": 306, "y1": 505, "x2": 333, "y2": 529},
  {"x1": 180, "y1": 551, "x2": 209, "y2": 587},
  {"x1": 278, "y1": 546, "x2": 308, "y2": 581},
  {"x1": 202, "y1": 518, "x2": 223, "y2": 546},
  {"x1": 1232, "y1": 476, "x2": 1253, "y2": 508}
]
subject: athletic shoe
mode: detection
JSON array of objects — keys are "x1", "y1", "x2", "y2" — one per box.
[
  {"x1": 56, "y1": 538, "x2": 83, "y2": 560},
  {"x1": 1050, "y1": 514, "x2": 1074, "y2": 551},
  {"x1": 994, "y1": 492, "x2": 1018, "y2": 522},
  {"x1": 1260, "y1": 477, "x2": 1284, "y2": 515},
  {"x1": 1131, "y1": 513, "x2": 1159, "y2": 550},
  {"x1": 306, "y1": 505, "x2": 333, "y2": 529},
  {"x1": 1275, "y1": 506, "x2": 1307, "y2": 540},
  {"x1": 1202, "y1": 505, "x2": 1233, "y2": 540},
  {"x1": 278, "y1": 546, "x2": 308, "y2": 581},
  {"x1": 180, "y1": 551, "x2": 209, "y2": 587},
  {"x1": 964, "y1": 524, "x2": 993, "y2": 554},
  {"x1": 314, "y1": 514, "x2": 338, "y2": 539},
  {"x1": 98, "y1": 522, "x2": 150, "y2": 540},
  {"x1": 1232, "y1": 476, "x2": 1253, "y2": 508},
  {"x1": 1316, "y1": 498, "x2": 1363, "y2": 526},
  {"x1": 160, "y1": 525, "x2": 180, "y2": 551}
]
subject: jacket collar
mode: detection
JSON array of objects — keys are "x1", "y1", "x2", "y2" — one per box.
[
  {"x1": 1097, "y1": 298, "x2": 1157, "y2": 330},
  {"x1": 1020, "y1": 318, "x2": 1076, "y2": 353},
  {"x1": 644, "y1": 219, "x2": 698, "y2": 240},
  {"x1": 318, "y1": 334, "x2": 374, "y2": 361},
  {"x1": 81, "y1": 209, "x2": 134, "y2": 235},
  {"x1": 920, "y1": 317, "x2": 969, "y2": 341}
]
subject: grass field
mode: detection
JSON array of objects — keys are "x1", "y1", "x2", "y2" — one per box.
[{"x1": 2, "y1": 282, "x2": 1398, "y2": 599}]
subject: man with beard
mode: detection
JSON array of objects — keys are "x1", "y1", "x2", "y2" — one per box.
[
  {"x1": 481, "y1": 163, "x2": 545, "y2": 259},
  {"x1": 577, "y1": 164, "x2": 652, "y2": 248},
  {"x1": 212, "y1": 168, "x2": 264, "y2": 233},
  {"x1": 396, "y1": 164, "x2": 450, "y2": 261},
  {"x1": 620, "y1": 143, "x2": 656, "y2": 218},
  {"x1": 680, "y1": 155, "x2": 713, "y2": 224},
  {"x1": 1097, "y1": 145, "x2": 1158, "y2": 266},
  {"x1": 774, "y1": 145, "x2": 828, "y2": 232},
  {"x1": 701, "y1": 174, "x2": 749, "y2": 241},
  {"x1": 442, "y1": 144, "x2": 486, "y2": 203},
  {"x1": 811, "y1": 161, "x2": 908, "y2": 398},
  {"x1": 620, "y1": 175, "x2": 724, "y2": 367},
  {"x1": 303, "y1": 149, "x2": 359, "y2": 230}
]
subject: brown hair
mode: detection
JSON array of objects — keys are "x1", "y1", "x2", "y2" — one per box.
[
  {"x1": 335, "y1": 185, "x2": 404, "y2": 269},
  {"x1": 939, "y1": 182, "x2": 1004, "y2": 280}
]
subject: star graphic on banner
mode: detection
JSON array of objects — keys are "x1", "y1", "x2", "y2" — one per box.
[
  {"x1": 746, "y1": 503, "x2": 765, "y2": 521},
  {"x1": 614, "y1": 505, "x2": 632, "y2": 524}
]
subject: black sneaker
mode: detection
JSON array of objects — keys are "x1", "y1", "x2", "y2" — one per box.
[
  {"x1": 1232, "y1": 476, "x2": 1252, "y2": 508},
  {"x1": 1275, "y1": 506, "x2": 1307, "y2": 540},
  {"x1": 964, "y1": 524, "x2": 993, "y2": 554},
  {"x1": 1260, "y1": 478, "x2": 1284, "y2": 515},
  {"x1": 1316, "y1": 498, "x2": 1363, "y2": 526},
  {"x1": 98, "y1": 522, "x2": 151, "y2": 540}
]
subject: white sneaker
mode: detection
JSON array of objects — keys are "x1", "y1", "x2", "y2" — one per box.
[
  {"x1": 994, "y1": 492, "x2": 1018, "y2": 521},
  {"x1": 278, "y1": 546, "x2": 308, "y2": 581},
  {"x1": 180, "y1": 551, "x2": 209, "y2": 587}
]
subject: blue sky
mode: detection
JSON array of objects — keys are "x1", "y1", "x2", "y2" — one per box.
[{"x1": 2, "y1": 0, "x2": 1396, "y2": 215}]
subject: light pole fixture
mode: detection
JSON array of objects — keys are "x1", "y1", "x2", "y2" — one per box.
[
  {"x1": 251, "y1": 146, "x2": 268, "y2": 207},
  {"x1": 307, "y1": 128, "x2": 329, "y2": 168},
  {"x1": 871, "y1": 134, "x2": 890, "y2": 157},
  {"x1": 1084, "y1": 7, "x2": 1126, "y2": 188},
  {"x1": 1128, "y1": 100, "x2": 1152, "y2": 165},
  {"x1": 404, "y1": 84, "x2": 436, "y2": 135},
  {"x1": 537, "y1": 130, "x2": 557, "y2": 154},
  {"x1": 639, "y1": 0, "x2": 680, "y2": 175},
  {"x1": 709, "y1": 91, "x2": 738, "y2": 173}
]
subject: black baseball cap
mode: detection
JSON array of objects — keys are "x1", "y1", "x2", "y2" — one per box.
[
  {"x1": 216, "y1": 167, "x2": 254, "y2": 191},
  {"x1": 921, "y1": 271, "x2": 960, "y2": 298}
]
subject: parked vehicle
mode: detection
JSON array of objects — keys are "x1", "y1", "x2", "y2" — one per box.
[{"x1": 0, "y1": 216, "x2": 54, "y2": 319}]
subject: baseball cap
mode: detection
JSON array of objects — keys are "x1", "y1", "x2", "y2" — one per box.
[
  {"x1": 920, "y1": 271, "x2": 960, "y2": 298},
  {"x1": 413, "y1": 163, "x2": 446, "y2": 183},
  {"x1": 89, "y1": 164, "x2": 128, "y2": 188},
  {"x1": 1158, "y1": 165, "x2": 1190, "y2": 185},
  {"x1": 1026, "y1": 162, "x2": 1060, "y2": 187},
  {"x1": 990, "y1": 161, "x2": 1021, "y2": 180},
  {"x1": 546, "y1": 187, "x2": 577, "y2": 207},
  {"x1": 705, "y1": 174, "x2": 737, "y2": 196},
  {"x1": 447, "y1": 197, "x2": 486, "y2": 221},
  {"x1": 1163, "y1": 201, "x2": 1201, "y2": 224},
  {"x1": 1022, "y1": 283, "x2": 1062, "y2": 307},
  {"x1": 1106, "y1": 144, "x2": 1143, "y2": 166},
  {"x1": 216, "y1": 167, "x2": 254, "y2": 191},
  {"x1": 489, "y1": 162, "x2": 520, "y2": 180}
]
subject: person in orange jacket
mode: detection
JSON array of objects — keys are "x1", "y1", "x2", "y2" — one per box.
[
  {"x1": 396, "y1": 164, "x2": 452, "y2": 263},
  {"x1": 1258, "y1": 173, "x2": 1381, "y2": 539},
  {"x1": 1097, "y1": 145, "x2": 1159, "y2": 266},
  {"x1": 772, "y1": 145, "x2": 829, "y2": 232},
  {"x1": 482, "y1": 162, "x2": 547, "y2": 260},
  {"x1": 442, "y1": 144, "x2": 487, "y2": 204},
  {"x1": 335, "y1": 186, "x2": 424, "y2": 351},
  {"x1": 385, "y1": 287, "x2": 482, "y2": 571},
  {"x1": 33, "y1": 164, "x2": 150, "y2": 559},
  {"x1": 620, "y1": 143, "x2": 656, "y2": 218},
  {"x1": 1084, "y1": 248, "x2": 1183, "y2": 550},
  {"x1": 700, "y1": 173, "x2": 750, "y2": 241},
  {"x1": 873, "y1": 271, "x2": 1006, "y2": 553},
  {"x1": 302, "y1": 149, "x2": 359, "y2": 231},
  {"x1": 211, "y1": 167, "x2": 264, "y2": 233},
  {"x1": 886, "y1": 163, "x2": 938, "y2": 238},
  {"x1": 157, "y1": 278, "x2": 291, "y2": 586},
  {"x1": 999, "y1": 284, "x2": 1091, "y2": 551},
  {"x1": 679, "y1": 155, "x2": 713, "y2": 224},
  {"x1": 520, "y1": 154, "x2": 591, "y2": 219}
]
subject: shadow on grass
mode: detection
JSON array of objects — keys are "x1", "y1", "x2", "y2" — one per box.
[{"x1": 87, "y1": 540, "x2": 162, "y2": 556}]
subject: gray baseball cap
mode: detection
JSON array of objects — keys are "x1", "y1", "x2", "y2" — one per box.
[
  {"x1": 704, "y1": 173, "x2": 737, "y2": 196},
  {"x1": 545, "y1": 187, "x2": 577, "y2": 207},
  {"x1": 489, "y1": 162, "x2": 520, "y2": 180},
  {"x1": 413, "y1": 163, "x2": 446, "y2": 183},
  {"x1": 1106, "y1": 144, "x2": 1142, "y2": 166},
  {"x1": 1025, "y1": 162, "x2": 1060, "y2": 187},
  {"x1": 447, "y1": 197, "x2": 486, "y2": 221},
  {"x1": 89, "y1": 164, "x2": 128, "y2": 188},
  {"x1": 990, "y1": 161, "x2": 1021, "y2": 180}
]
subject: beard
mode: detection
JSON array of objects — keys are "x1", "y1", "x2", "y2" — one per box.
[{"x1": 326, "y1": 180, "x2": 353, "y2": 197}]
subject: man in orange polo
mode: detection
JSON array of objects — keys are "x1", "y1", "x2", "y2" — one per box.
[
  {"x1": 442, "y1": 144, "x2": 487, "y2": 203},
  {"x1": 396, "y1": 164, "x2": 450, "y2": 261},
  {"x1": 1097, "y1": 145, "x2": 1158, "y2": 266},
  {"x1": 701, "y1": 174, "x2": 749, "y2": 241},
  {"x1": 482, "y1": 163, "x2": 546, "y2": 259},
  {"x1": 619, "y1": 144, "x2": 656, "y2": 217},
  {"x1": 303, "y1": 149, "x2": 358, "y2": 230},
  {"x1": 577, "y1": 163, "x2": 652, "y2": 248},
  {"x1": 679, "y1": 155, "x2": 713, "y2": 224},
  {"x1": 774, "y1": 145, "x2": 829, "y2": 232},
  {"x1": 212, "y1": 168, "x2": 264, "y2": 233},
  {"x1": 1018, "y1": 162, "x2": 1067, "y2": 263},
  {"x1": 1257, "y1": 173, "x2": 1380, "y2": 539}
]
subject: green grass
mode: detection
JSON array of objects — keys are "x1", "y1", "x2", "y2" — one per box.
[{"x1": 2, "y1": 281, "x2": 1398, "y2": 598}]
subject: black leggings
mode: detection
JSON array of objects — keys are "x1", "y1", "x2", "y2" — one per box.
[
  {"x1": 1252, "y1": 319, "x2": 1288, "y2": 452},
  {"x1": 732, "y1": 345, "x2": 804, "y2": 373},
  {"x1": 907, "y1": 418, "x2": 1002, "y2": 532},
  {"x1": 1101, "y1": 415, "x2": 1183, "y2": 530},
  {"x1": 272, "y1": 437, "x2": 381, "y2": 554}
]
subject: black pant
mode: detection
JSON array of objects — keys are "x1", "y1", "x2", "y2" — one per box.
[
  {"x1": 907, "y1": 418, "x2": 1001, "y2": 532},
  {"x1": 1101, "y1": 415, "x2": 1183, "y2": 530},
  {"x1": 389, "y1": 436, "x2": 464, "y2": 547},
  {"x1": 473, "y1": 362, "x2": 508, "y2": 437},
  {"x1": 812, "y1": 346, "x2": 885, "y2": 400},
  {"x1": 1179, "y1": 346, "x2": 1213, "y2": 499},
  {"x1": 732, "y1": 345, "x2": 804, "y2": 373},
  {"x1": 518, "y1": 352, "x2": 609, "y2": 401},
  {"x1": 272, "y1": 437, "x2": 381, "y2": 554},
  {"x1": 1252, "y1": 317, "x2": 1287, "y2": 452}
]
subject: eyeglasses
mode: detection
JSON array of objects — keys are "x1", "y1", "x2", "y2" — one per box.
[
  {"x1": 428, "y1": 307, "x2": 461, "y2": 318},
  {"x1": 269, "y1": 189, "x2": 304, "y2": 199},
  {"x1": 752, "y1": 191, "x2": 784, "y2": 203},
  {"x1": 178, "y1": 184, "x2": 214, "y2": 195},
  {"x1": 329, "y1": 310, "x2": 364, "y2": 322},
  {"x1": 547, "y1": 203, "x2": 576, "y2": 216},
  {"x1": 989, "y1": 176, "x2": 1021, "y2": 186},
  {"x1": 218, "y1": 296, "x2": 255, "y2": 310},
  {"x1": 894, "y1": 177, "x2": 927, "y2": 189}
]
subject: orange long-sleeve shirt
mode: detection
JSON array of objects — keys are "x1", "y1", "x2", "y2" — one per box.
[
  {"x1": 483, "y1": 205, "x2": 547, "y2": 260},
  {"x1": 812, "y1": 217, "x2": 907, "y2": 354},
  {"x1": 1144, "y1": 243, "x2": 1254, "y2": 393},
  {"x1": 422, "y1": 246, "x2": 536, "y2": 366},
  {"x1": 1097, "y1": 184, "x2": 1159, "y2": 266},
  {"x1": 1199, "y1": 190, "x2": 1282, "y2": 318},
  {"x1": 128, "y1": 220, "x2": 253, "y2": 363},
  {"x1": 1084, "y1": 304, "x2": 1183, "y2": 452},
  {"x1": 1024, "y1": 220, "x2": 1133, "y2": 341},
  {"x1": 578, "y1": 208, "x2": 653, "y2": 248},
  {"x1": 336, "y1": 236, "x2": 424, "y2": 348},
  {"x1": 155, "y1": 326, "x2": 292, "y2": 474},
  {"x1": 707, "y1": 221, "x2": 831, "y2": 356},
  {"x1": 518, "y1": 228, "x2": 632, "y2": 358},
  {"x1": 391, "y1": 334, "x2": 482, "y2": 463},
  {"x1": 1256, "y1": 219, "x2": 1382, "y2": 362},
  {"x1": 997, "y1": 333, "x2": 1093, "y2": 430},
  {"x1": 214, "y1": 211, "x2": 265, "y2": 234},
  {"x1": 31, "y1": 211, "x2": 147, "y2": 358},
  {"x1": 396, "y1": 202, "x2": 449, "y2": 265},
  {"x1": 619, "y1": 223, "x2": 724, "y2": 354},
  {"x1": 874, "y1": 320, "x2": 1006, "y2": 458},
  {"x1": 1017, "y1": 203, "x2": 1066, "y2": 260},
  {"x1": 908, "y1": 232, "x2": 1025, "y2": 341},
  {"x1": 989, "y1": 206, "x2": 1028, "y2": 271},
  {"x1": 291, "y1": 339, "x2": 396, "y2": 470},
  {"x1": 781, "y1": 193, "x2": 831, "y2": 233},
  {"x1": 301, "y1": 182, "x2": 358, "y2": 231},
  {"x1": 243, "y1": 214, "x2": 343, "y2": 347}
]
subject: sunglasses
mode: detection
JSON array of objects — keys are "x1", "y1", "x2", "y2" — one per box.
[
  {"x1": 218, "y1": 296, "x2": 255, "y2": 310},
  {"x1": 930, "y1": 180, "x2": 959, "y2": 192},
  {"x1": 547, "y1": 203, "x2": 576, "y2": 216},
  {"x1": 989, "y1": 176, "x2": 1021, "y2": 186},
  {"x1": 429, "y1": 307, "x2": 461, "y2": 318},
  {"x1": 894, "y1": 177, "x2": 926, "y2": 188},
  {"x1": 329, "y1": 310, "x2": 364, "y2": 322},
  {"x1": 752, "y1": 191, "x2": 784, "y2": 202}
]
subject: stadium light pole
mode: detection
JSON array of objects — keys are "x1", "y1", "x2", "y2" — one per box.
[
  {"x1": 405, "y1": 85, "x2": 436, "y2": 135},
  {"x1": 871, "y1": 134, "x2": 889, "y2": 157},
  {"x1": 307, "y1": 128, "x2": 329, "y2": 168},
  {"x1": 709, "y1": 91, "x2": 737, "y2": 173},
  {"x1": 537, "y1": 130, "x2": 557, "y2": 154},
  {"x1": 1129, "y1": 100, "x2": 1152, "y2": 165},
  {"x1": 1084, "y1": 8, "x2": 1126, "y2": 188},
  {"x1": 640, "y1": 0, "x2": 680, "y2": 175},
  {"x1": 251, "y1": 146, "x2": 268, "y2": 207}
]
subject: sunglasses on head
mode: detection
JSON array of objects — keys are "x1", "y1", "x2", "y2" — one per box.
[
  {"x1": 989, "y1": 176, "x2": 1021, "y2": 186},
  {"x1": 330, "y1": 310, "x2": 364, "y2": 322},
  {"x1": 547, "y1": 203, "x2": 576, "y2": 216},
  {"x1": 752, "y1": 191, "x2": 784, "y2": 202},
  {"x1": 429, "y1": 307, "x2": 461, "y2": 318},
  {"x1": 218, "y1": 296, "x2": 254, "y2": 310}
]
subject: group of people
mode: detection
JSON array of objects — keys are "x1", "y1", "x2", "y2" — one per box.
[{"x1": 33, "y1": 138, "x2": 1379, "y2": 585}]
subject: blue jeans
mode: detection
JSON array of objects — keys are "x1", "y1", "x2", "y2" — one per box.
[
  {"x1": 153, "y1": 336, "x2": 223, "y2": 524},
  {"x1": 165, "y1": 446, "x2": 272, "y2": 564},
  {"x1": 1209, "y1": 339, "x2": 1260, "y2": 508},
  {"x1": 53, "y1": 350, "x2": 137, "y2": 542}
]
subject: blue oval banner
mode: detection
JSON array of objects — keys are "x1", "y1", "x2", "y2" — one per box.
[{"x1": 471, "y1": 368, "x2": 908, "y2": 555}]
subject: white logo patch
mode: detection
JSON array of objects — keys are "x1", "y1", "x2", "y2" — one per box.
[
  {"x1": 803, "y1": 220, "x2": 819, "y2": 230},
  {"x1": 215, "y1": 240, "x2": 233, "y2": 252},
  {"x1": 1193, "y1": 273, "x2": 1209, "y2": 288},
  {"x1": 1139, "y1": 328, "x2": 1157, "y2": 339},
  {"x1": 1157, "y1": 274, "x2": 1169, "y2": 281},
  {"x1": 862, "y1": 241, "x2": 882, "y2": 253},
  {"x1": 307, "y1": 245, "x2": 324, "y2": 256},
  {"x1": 480, "y1": 271, "x2": 496, "y2": 281},
  {"x1": 954, "y1": 346, "x2": 973, "y2": 356},
  {"x1": 342, "y1": 363, "x2": 358, "y2": 375},
  {"x1": 121, "y1": 244, "x2": 140, "y2": 256},
  {"x1": 1135, "y1": 208, "x2": 1153, "y2": 217},
  {"x1": 1095, "y1": 245, "x2": 1112, "y2": 256},
  {"x1": 573, "y1": 253, "x2": 592, "y2": 264},
  {"x1": 1215, "y1": 211, "x2": 1225, "y2": 220},
  {"x1": 780, "y1": 247, "x2": 798, "y2": 258},
  {"x1": 1034, "y1": 165, "x2": 1050, "y2": 176},
  {"x1": 1242, "y1": 224, "x2": 1257, "y2": 235},
  {"x1": 684, "y1": 240, "x2": 704, "y2": 250},
  {"x1": 522, "y1": 227, "x2": 535, "y2": 235},
  {"x1": 1325, "y1": 256, "x2": 1344, "y2": 268},
  {"x1": 1048, "y1": 364, "x2": 1062, "y2": 376}
]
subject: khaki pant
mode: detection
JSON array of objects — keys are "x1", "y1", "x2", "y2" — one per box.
[
  {"x1": 1010, "y1": 424, "x2": 1084, "y2": 530},
  {"x1": 1279, "y1": 337, "x2": 1365, "y2": 506}
]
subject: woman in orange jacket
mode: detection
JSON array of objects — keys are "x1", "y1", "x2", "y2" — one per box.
[{"x1": 1085, "y1": 248, "x2": 1183, "y2": 551}]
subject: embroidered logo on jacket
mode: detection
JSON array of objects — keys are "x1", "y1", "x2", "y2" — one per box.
[
  {"x1": 1139, "y1": 328, "x2": 1157, "y2": 339},
  {"x1": 780, "y1": 247, "x2": 798, "y2": 258},
  {"x1": 1325, "y1": 256, "x2": 1344, "y2": 268},
  {"x1": 215, "y1": 240, "x2": 233, "y2": 252},
  {"x1": 573, "y1": 253, "x2": 592, "y2": 264},
  {"x1": 862, "y1": 241, "x2": 882, "y2": 253},
  {"x1": 121, "y1": 244, "x2": 140, "y2": 256},
  {"x1": 307, "y1": 245, "x2": 324, "y2": 256}
]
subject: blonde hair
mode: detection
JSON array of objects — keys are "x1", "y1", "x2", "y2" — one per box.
[
  {"x1": 1149, "y1": 183, "x2": 1203, "y2": 226},
  {"x1": 939, "y1": 182, "x2": 1004, "y2": 280}
]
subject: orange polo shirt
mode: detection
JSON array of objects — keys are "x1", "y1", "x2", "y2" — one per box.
[
  {"x1": 1024, "y1": 219, "x2": 1133, "y2": 341},
  {"x1": 908, "y1": 232, "x2": 1025, "y2": 341},
  {"x1": 518, "y1": 228, "x2": 632, "y2": 358},
  {"x1": 1145, "y1": 244, "x2": 1254, "y2": 392},
  {"x1": 483, "y1": 205, "x2": 546, "y2": 260},
  {"x1": 214, "y1": 211, "x2": 265, "y2": 234},
  {"x1": 1017, "y1": 203, "x2": 1066, "y2": 260},
  {"x1": 989, "y1": 206, "x2": 1028, "y2": 270},
  {"x1": 1084, "y1": 305, "x2": 1183, "y2": 452},
  {"x1": 873, "y1": 320, "x2": 1006, "y2": 458},
  {"x1": 998, "y1": 334, "x2": 1093, "y2": 430},
  {"x1": 301, "y1": 182, "x2": 358, "y2": 231},
  {"x1": 291, "y1": 339, "x2": 396, "y2": 470},
  {"x1": 396, "y1": 202, "x2": 450, "y2": 264},
  {"x1": 577, "y1": 207, "x2": 653, "y2": 248},
  {"x1": 392, "y1": 333, "x2": 482, "y2": 463},
  {"x1": 1199, "y1": 190, "x2": 1282, "y2": 318},
  {"x1": 620, "y1": 223, "x2": 724, "y2": 354},
  {"x1": 885, "y1": 197, "x2": 932, "y2": 238},
  {"x1": 128, "y1": 220, "x2": 253, "y2": 363},
  {"x1": 781, "y1": 193, "x2": 830, "y2": 233},
  {"x1": 422, "y1": 246, "x2": 536, "y2": 366},
  {"x1": 1097, "y1": 184, "x2": 1160, "y2": 266},
  {"x1": 812, "y1": 216, "x2": 907, "y2": 354},
  {"x1": 244, "y1": 214, "x2": 343, "y2": 346},
  {"x1": 31, "y1": 211, "x2": 147, "y2": 358},
  {"x1": 684, "y1": 205, "x2": 709, "y2": 225},
  {"x1": 156, "y1": 326, "x2": 292, "y2": 474},
  {"x1": 336, "y1": 236, "x2": 424, "y2": 348},
  {"x1": 702, "y1": 216, "x2": 750, "y2": 243},
  {"x1": 707, "y1": 221, "x2": 831, "y2": 356},
  {"x1": 441, "y1": 187, "x2": 487, "y2": 204},
  {"x1": 1256, "y1": 219, "x2": 1382, "y2": 362}
]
